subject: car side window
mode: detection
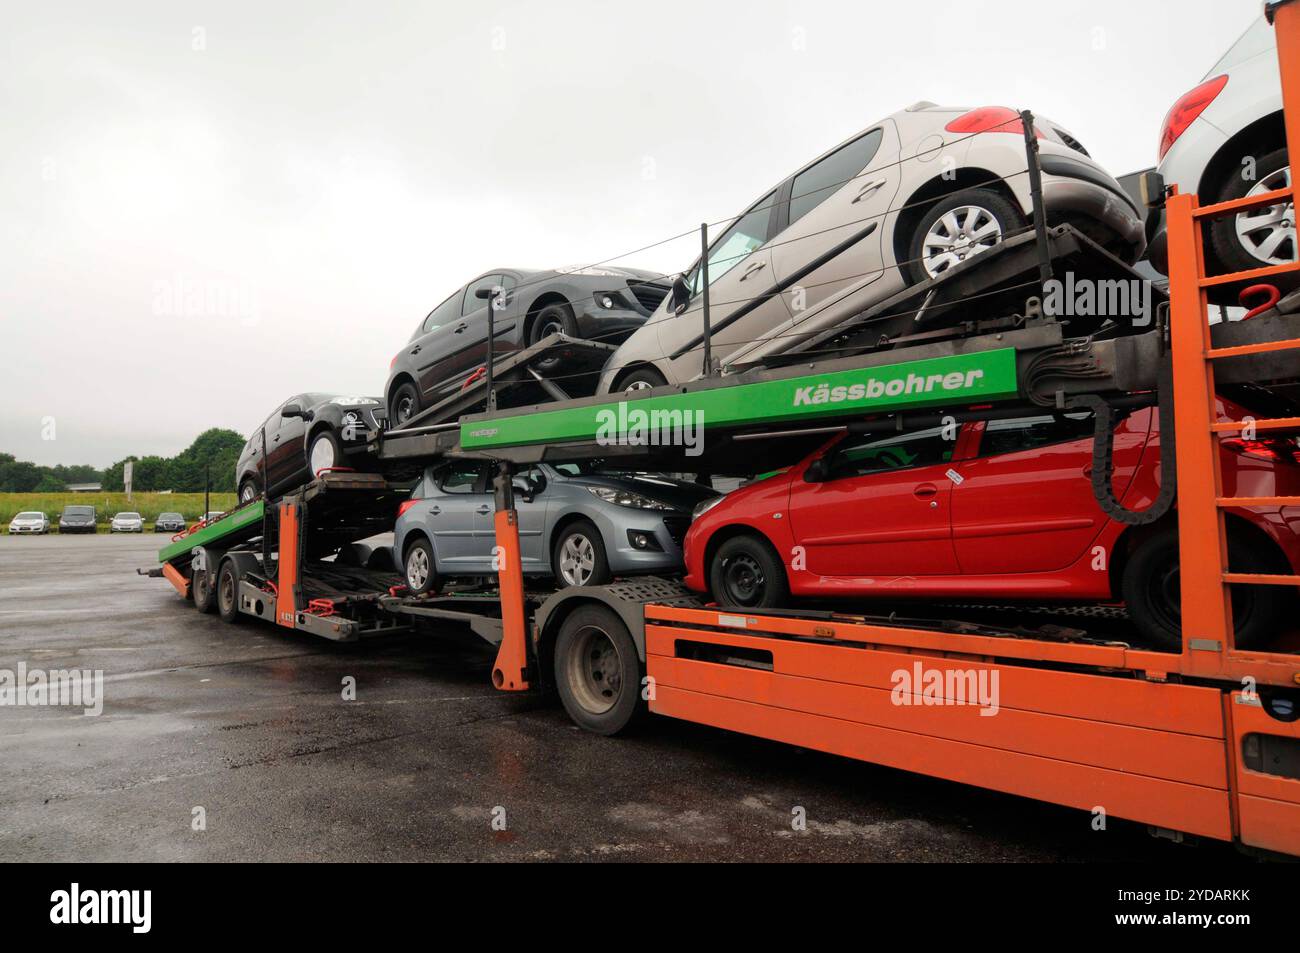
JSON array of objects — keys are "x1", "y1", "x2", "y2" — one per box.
[
  {"x1": 462, "y1": 275, "x2": 505, "y2": 316},
  {"x1": 437, "y1": 463, "x2": 485, "y2": 494},
  {"x1": 979, "y1": 413, "x2": 1095, "y2": 457},
  {"x1": 422, "y1": 292, "x2": 460, "y2": 335},
  {"x1": 787, "y1": 129, "x2": 885, "y2": 226},
  {"x1": 826, "y1": 426, "x2": 953, "y2": 479},
  {"x1": 688, "y1": 192, "x2": 777, "y2": 295}
]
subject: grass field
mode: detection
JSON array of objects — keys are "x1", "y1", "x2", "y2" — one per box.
[{"x1": 1, "y1": 492, "x2": 238, "y2": 532}]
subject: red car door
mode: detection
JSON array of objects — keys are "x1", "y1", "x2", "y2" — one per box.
[
  {"x1": 787, "y1": 426, "x2": 962, "y2": 577},
  {"x1": 949, "y1": 409, "x2": 1153, "y2": 574}
]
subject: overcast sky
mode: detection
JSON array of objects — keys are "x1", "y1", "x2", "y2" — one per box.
[{"x1": 1, "y1": 0, "x2": 1265, "y2": 468}]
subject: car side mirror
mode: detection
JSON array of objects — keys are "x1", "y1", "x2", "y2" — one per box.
[
  {"x1": 476, "y1": 287, "x2": 509, "y2": 308},
  {"x1": 512, "y1": 480, "x2": 535, "y2": 503},
  {"x1": 281, "y1": 403, "x2": 305, "y2": 419},
  {"x1": 803, "y1": 458, "x2": 829, "y2": 483},
  {"x1": 670, "y1": 276, "x2": 691, "y2": 315}
]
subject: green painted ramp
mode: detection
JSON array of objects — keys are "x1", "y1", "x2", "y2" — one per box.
[{"x1": 158, "y1": 501, "x2": 265, "y2": 564}]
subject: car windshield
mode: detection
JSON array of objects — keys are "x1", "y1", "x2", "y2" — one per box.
[
  {"x1": 160, "y1": 512, "x2": 182, "y2": 520},
  {"x1": 16, "y1": 512, "x2": 43, "y2": 519},
  {"x1": 118, "y1": 513, "x2": 140, "y2": 519},
  {"x1": 65, "y1": 506, "x2": 93, "y2": 516}
]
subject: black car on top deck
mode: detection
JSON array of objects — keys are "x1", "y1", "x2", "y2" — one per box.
[{"x1": 384, "y1": 265, "x2": 669, "y2": 428}]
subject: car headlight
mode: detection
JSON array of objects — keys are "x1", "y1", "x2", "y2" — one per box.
[
  {"x1": 692, "y1": 496, "x2": 724, "y2": 519},
  {"x1": 586, "y1": 486, "x2": 673, "y2": 510}
]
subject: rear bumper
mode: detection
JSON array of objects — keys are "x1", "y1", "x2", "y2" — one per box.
[{"x1": 1039, "y1": 161, "x2": 1146, "y2": 259}]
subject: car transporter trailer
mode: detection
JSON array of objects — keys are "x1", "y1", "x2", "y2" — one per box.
[{"x1": 148, "y1": 1, "x2": 1300, "y2": 858}]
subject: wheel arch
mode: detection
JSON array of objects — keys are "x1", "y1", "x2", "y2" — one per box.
[
  {"x1": 1197, "y1": 109, "x2": 1285, "y2": 202},
  {"x1": 609, "y1": 361, "x2": 666, "y2": 393},
  {"x1": 386, "y1": 372, "x2": 418, "y2": 411},
  {"x1": 548, "y1": 511, "x2": 602, "y2": 573},
  {"x1": 701, "y1": 522, "x2": 785, "y2": 593},
  {"x1": 523, "y1": 291, "x2": 572, "y2": 341},
  {"x1": 1108, "y1": 509, "x2": 1294, "y2": 598},
  {"x1": 891, "y1": 166, "x2": 1024, "y2": 268}
]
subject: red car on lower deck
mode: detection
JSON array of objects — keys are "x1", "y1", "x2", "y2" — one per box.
[{"x1": 683, "y1": 387, "x2": 1300, "y2": 649}]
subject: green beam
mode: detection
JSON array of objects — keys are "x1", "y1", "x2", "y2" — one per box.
[
  {"x1": 461, "y1": 348, "x2": 1019, "y2": 451},
  {"x1": 157, "y1": 501, "x2": 264, "y2": 564}
]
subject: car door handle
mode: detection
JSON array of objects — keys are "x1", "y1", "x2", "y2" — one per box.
[
  {"x1": 475, "y1": 505, "x2": 492, "y2": 515},
  {"x1": 454, "y1": 323, "x2": 468, "y2": 333},
  {"x1": 426, "y1": 505, "x2": 440, "y2": 516},
  {"x1": 851, "y1": 178, "x2": 888, "y2": 203},
  {"x1": 410, "y1": 345, "x2": 422, "y2": 355},
  {"x1": 273, "y1": 434, "x2": 281, "y2": 442},
  {"x1": 739, "y1": 261, "x2": 766, "y2": 281},
  {"x1": 914, "y1": 483, "x2": 938, "y2": 499}
]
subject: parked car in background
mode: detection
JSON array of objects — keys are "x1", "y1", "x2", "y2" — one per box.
[
  {"x1": 385, "y1": 266, "x2": 669, "y2": 427},
  {"x1": 7, "y1": 511, "x2": 50, "y2": 534},
  {"x1": 683, "y1": 386, "x2": 1298, "y2": 651},
  {"x1": 235, "y1": 393, "x2": 385, "y2": 503},
  {"x1": 154, "y1": 512, "x2": 186, "y2": 533},
  {"x1": 58, "y1": 505, "x2": 97, "y2": 534},
  {"x1": 393, "y1": 460, "x2": 719, "y2": 593},
  {"x1": 110, "y1": 512, "x2": 144, "y2": 533},
  {"x1": 1148, "y1": 13, "x2": 1291, "y2": 291},
  {"x1": 597, "y1": 102, "x2": 1143, "y2": 394}
]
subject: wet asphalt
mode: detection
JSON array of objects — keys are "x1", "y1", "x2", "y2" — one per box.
[{"x1": 0, "y1": 533, "x2": 1243, "y2": 863}]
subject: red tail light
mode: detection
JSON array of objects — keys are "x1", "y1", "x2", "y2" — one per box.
[
  {"x1": 1222, "y1": 436, "x2": 1300, "y2": 464},
  {"x1": 1158, "y1": 75, "x2": 1228, "y2": 160},
  {"x1": 390, "y1": 353, "x2": 400, "y2": 369},
  {"x1": 945, "y1": 106, "x2": 1043, "y2": 138},
  {"x1": 397, "y1": 498, "x2": 421, "y2": 518}
]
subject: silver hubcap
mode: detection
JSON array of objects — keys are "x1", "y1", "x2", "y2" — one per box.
[
  {"x1": 565, "y1": 625, "x2": 622, "y2": 714},
  {"x1": 921, "y1": 205, "x2": 1003, "y2": 278},
  {"x1": 309, "y1": 436, "x2": 336, "y2": 475},
  {"x1": 406, "y1": 547, "x2": 429, "y2": 589},
  {"x1": 1236, "y1": 167, "x2": 1295, "y2": 266},
  {"x1": 559, "y1": 533, "x2": 596, "y2": 586},
  {"x1": 241, "y1": 484, "x2": 255, "y2": 502},
  {"x1": 624, "y1": 379, "x2": 654, "y2": 394}
]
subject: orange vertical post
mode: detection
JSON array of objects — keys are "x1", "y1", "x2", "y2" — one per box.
[
  {"x1": 276, "y1": 500, "x2": 300, "y2": 628},
  {"x1": 491, "y1": 490, "x2": 531, "y2": 692},
  {"x1": 1166, "y1": 190, "x2": 1234, "y2": 656}
]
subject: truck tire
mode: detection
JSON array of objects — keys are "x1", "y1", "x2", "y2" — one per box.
[
  {"x1": 216, "y1": 559, "x2": 243, "y2": 624},
  {"x1": 554, "y1": 604, "x2": 643, "y2": 735},
  {"x1": 1121, "y1": 527, "x2": 1288, "y2": 651},
  {"x1": 192, "y1": 565, "x2": 216, "y2": 614}
]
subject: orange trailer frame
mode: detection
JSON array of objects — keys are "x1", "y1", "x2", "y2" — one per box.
[{"x1": 477, "y1": 2, "x2": 1300, "y2": 856}]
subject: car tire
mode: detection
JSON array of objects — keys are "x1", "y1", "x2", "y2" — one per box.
[
  {"x1": 192, "y1": 565, "x2": 216, "y2": 614},
  {"x1": 238, "y1": 478, "x2": 259, "y2": 504},
  {"x1": 389, "y1": 381, "x2": 422, "y2": 429},
  {"x1": 710, "y1": 534, "x2": 789, "y2": 610},
  {"x1": 1121, "y1": 527, "x2": 1289, "y2": 651},
  {"x1": 552, "y1": 520, "x2": 612, "y2": 587},
  {"x1": 403, "y1": 536, "x2": 438, "y2": 595},
  {"x1": 1209, "y1": 146, "x2": 1294, "y2": 282},
  {"x1": 216, "y1": 559, "x2": 243, "y2": 624},
  {"x1": 906, "y1": 188, "x2": 1026, "y2": 285},
  {"x1": 553, "y1": 604, "x2": 644, "y2": 735},
  {"x1": 616, "y1": 366, "x2": 667, "y2": 394},
  {"x1": 307, "y1": 429, "x2": 343, "y2": 478},
  {"x1": 529, "y1": 302, "x2": 578, "y2": 370}
]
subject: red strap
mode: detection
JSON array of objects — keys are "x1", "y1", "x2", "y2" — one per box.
[
  {"x1": 461, "y1": 366, "x2": 487, "y2": 391},
  {"x1": 1239, "y1": 283, "x2": 1281, "y2": 320}
]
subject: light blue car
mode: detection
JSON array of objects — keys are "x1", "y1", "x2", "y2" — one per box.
[{"x1": 393, "y1": 460, "x2": 720, "y2": 593}]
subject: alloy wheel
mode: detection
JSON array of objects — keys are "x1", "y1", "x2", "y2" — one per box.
[
  {"x1": 1235, "y1": 167, "x2": 1296, "y2": 265},
  {"x1": 559, "y1": 533, "x2": 596, "y2": 586},
  {"x1": 406, "y1": 547, "x2": 429, "y2": 590},
  {"x1": 921, "y1": 205, "x2": 1003, "y2": 278}
]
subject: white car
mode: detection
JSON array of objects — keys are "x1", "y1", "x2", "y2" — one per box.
[
  {"x1": 110, "y1": 512, "x2": 145, "y2": 533},
  {"x1": 597, "y1": 102, "x2": 1144, "y2": 394},
  {"x1": 1150, "y1": 13, "x2": 1291, "y2": 290},
  {"x1": 8, "y1": 511, "x2": 50, "y2": 534}
]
